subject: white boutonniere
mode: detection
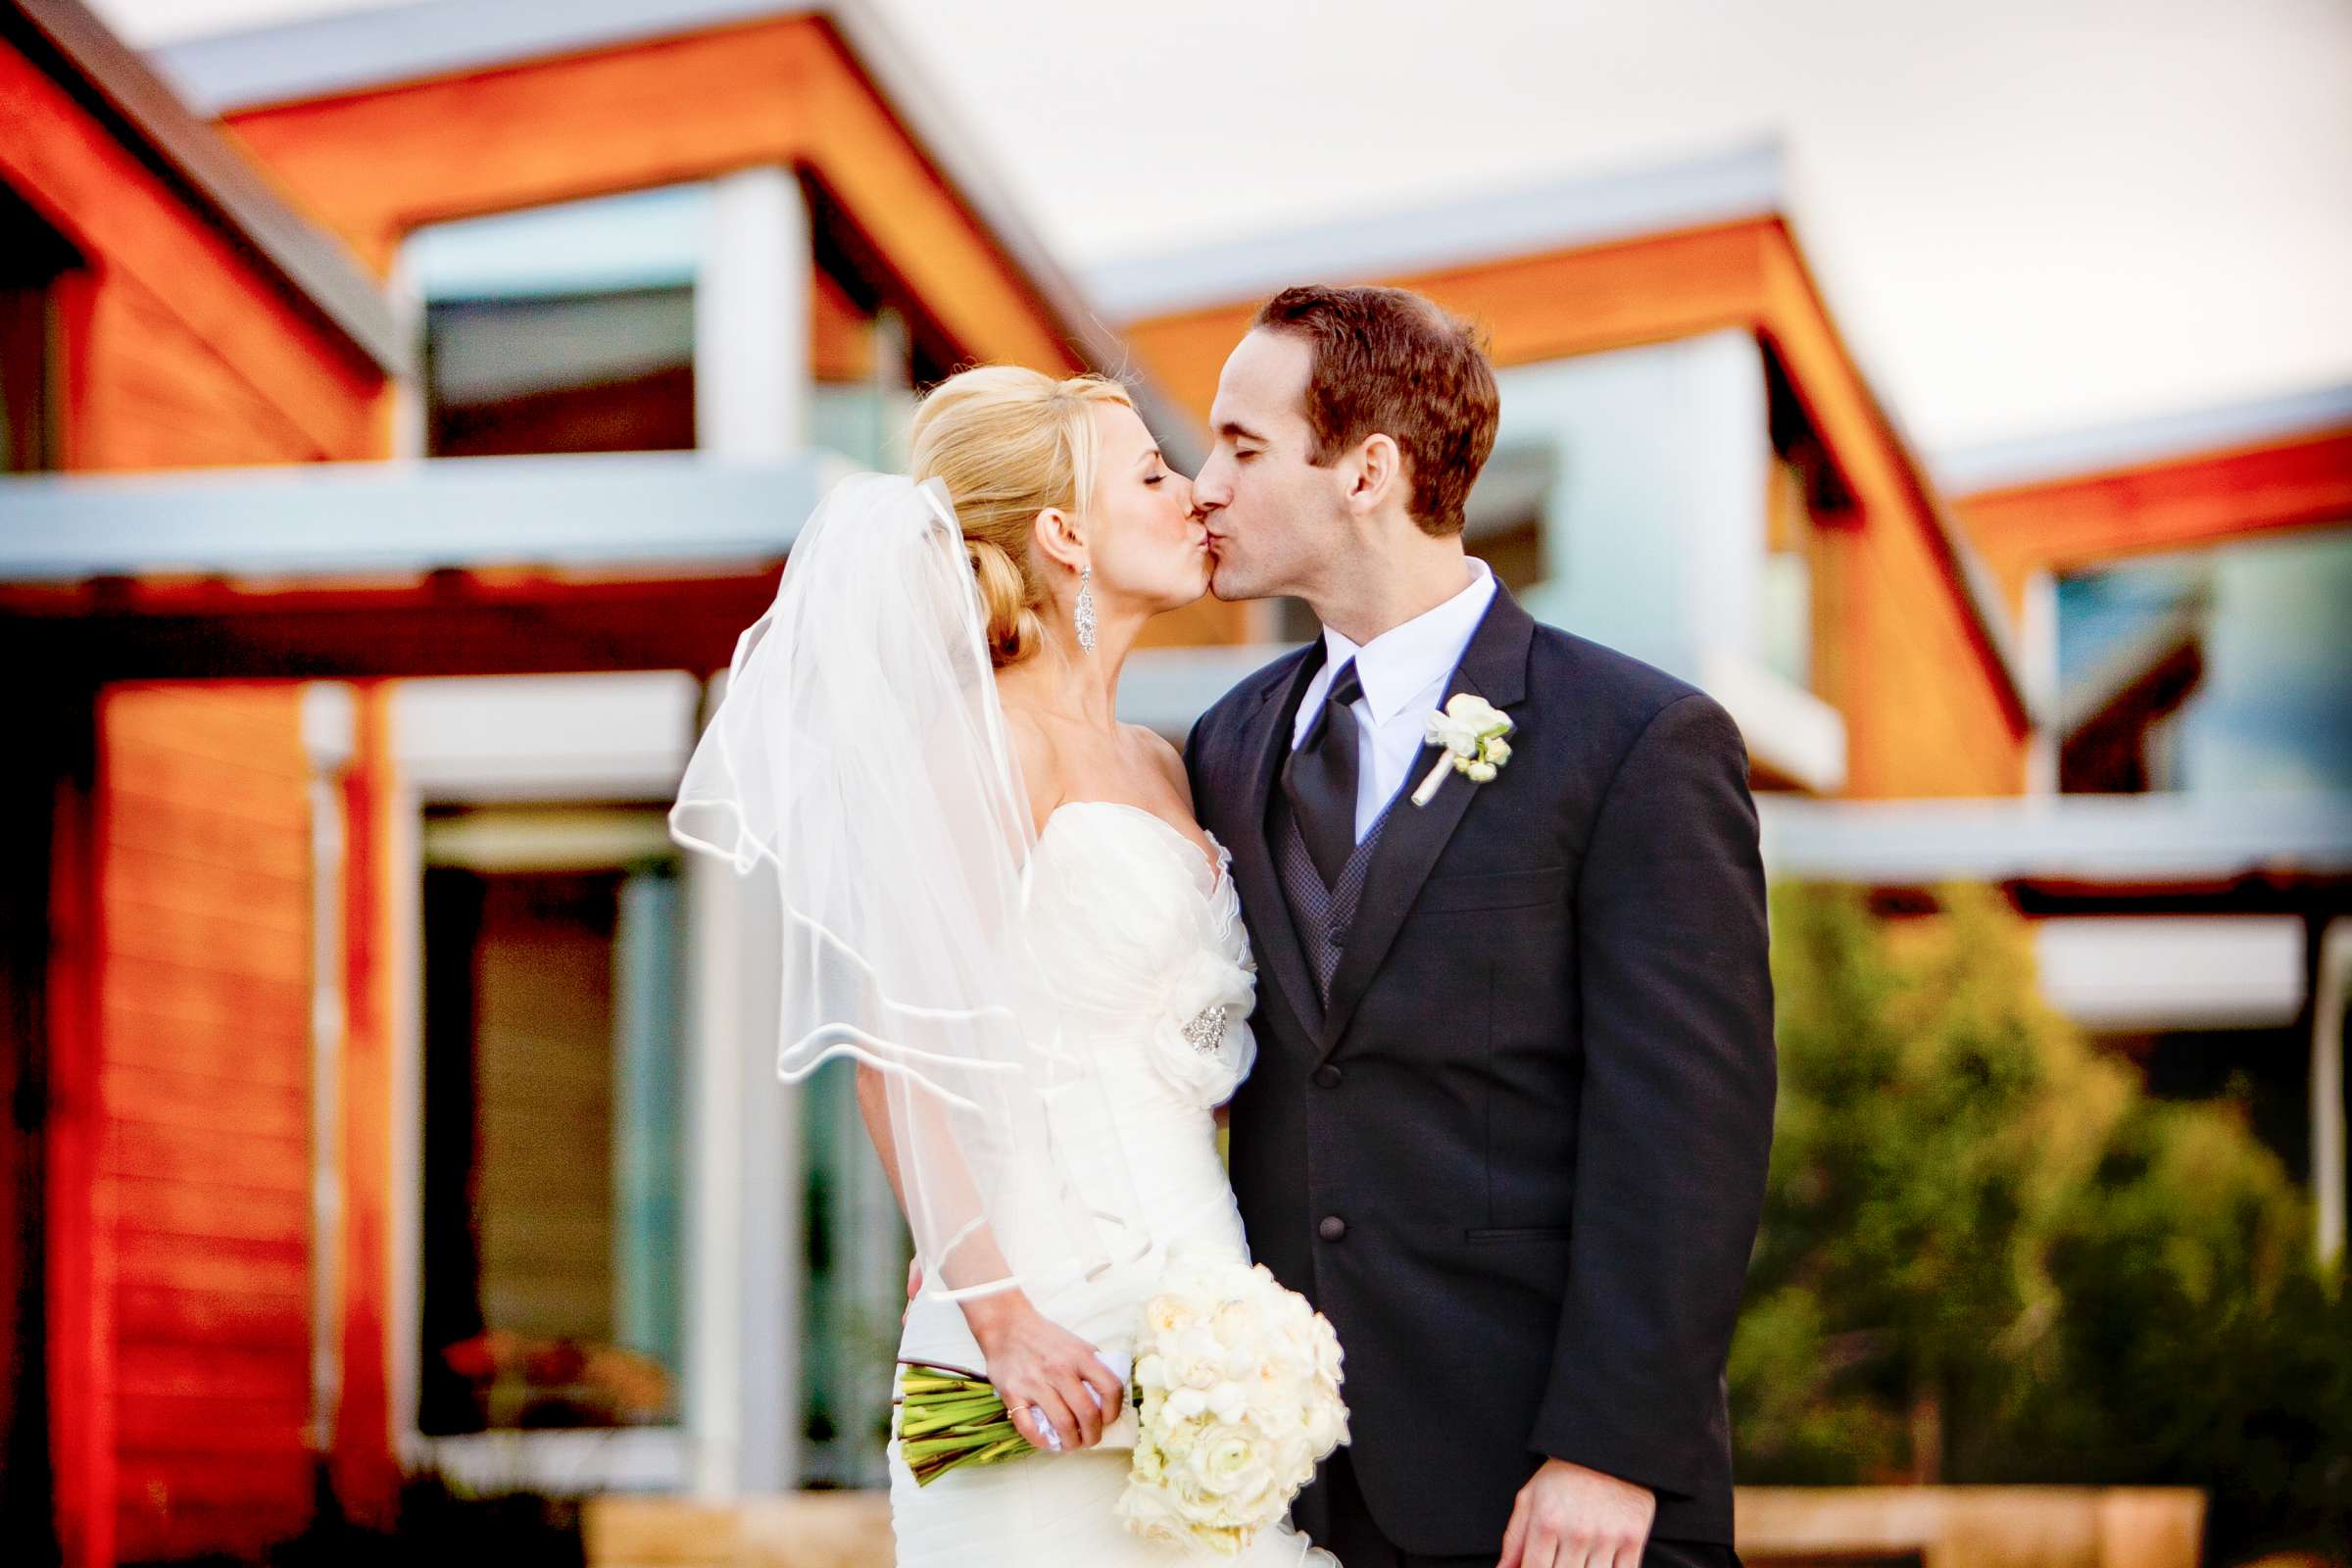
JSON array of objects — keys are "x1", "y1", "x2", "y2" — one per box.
[{"x1": 1410, "y1": 693, "x2": 1514, "y2": 807}]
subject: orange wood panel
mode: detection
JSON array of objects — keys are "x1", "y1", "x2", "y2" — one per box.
[
  {"x1": 70, "y1": 279, "x2": 340, "y2": 469},
  {"x1": 1754, "y1": 220, "x2": 2028, "y2": 784},
  {"x1": 113, "y1": 1392, "x2": 309, "y2": 1451},
  {"x1": 1956, "y1": 425, "x2": 2352, "y2": 607},
  {"x1": 220, "y1": 15, "x2": 1080, "y2": 372},
  {"x1": 219, "y1": 20, "x2": 820, "y2": 250},
  {"x1": 330, "y1": 682, "x2": 402, "y2": 1525},
  {"x1": 107, "y1": 1119, "x2": 307, "y2": 1195},
  {"x1": 797, "y1": 26, "x2": 1080, "y2": 372},
  {"x1": 1819, "y1": 516, "x2": 2025, "y2": 798},
  {"x1": 1134, "y1": 592, "x2": 1256, "y2": 651},
  {"x1": 1119, "y1": 219, "x2": 1773, "y2": 417},
  {"x1": 810, "y1": 264, "x2": 876, "y2": 381},
  {"x1": 96, "y1": 682, "x2": 318, "y2": 1562},
  {"x1": 0, "y1": 39, "x2": 384, "y2": 466},
  {"x1": 104, "y1": 1008, "x2": 310, "y2": 1087}
]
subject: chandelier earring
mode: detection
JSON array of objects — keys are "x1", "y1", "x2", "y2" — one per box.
[{"x1": 1074, "y1": 564, "x2": 1098, "y2": 654}]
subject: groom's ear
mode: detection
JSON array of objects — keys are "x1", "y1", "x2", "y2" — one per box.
[{"x1": 1342, "y1": 432, "x2": 1405, "y2": 517}]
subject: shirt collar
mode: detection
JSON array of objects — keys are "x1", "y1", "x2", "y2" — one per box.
[{"x1": 1320, "y1": 557, "x2": 1497, "y2": 725}]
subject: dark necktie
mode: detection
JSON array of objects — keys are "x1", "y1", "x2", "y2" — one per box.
[{"x1": 1284, "y1": 660, "x2": 1364, "y2": 887}]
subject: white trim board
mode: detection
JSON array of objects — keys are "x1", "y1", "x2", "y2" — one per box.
[
  {"x1": 2034, "y1": 915, "x2": 2307, "y2": 1033},
  {"x1": 383, "y1": 667, "x2": 773, "y2": 1494},
  {"x1": 1936, "y1": 382, "x2": 2352, "y2": 495},
  {"x1": 1084, "y1": 140, "x2": 1787, "y2": 322},
  {"x1": 0, "y1": 450, "x2": 832, "y2": 583},
  {"x1": 1759, "y1": 791, "x2": 2352, "y2": 884},
  {"x1": 389, "y1": 670, "x2": 701, "y2": 802}
]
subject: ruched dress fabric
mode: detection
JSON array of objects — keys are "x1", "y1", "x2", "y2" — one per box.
[{"x1": 887, "y1": 801, "x2": 1338, "y2": 1566}]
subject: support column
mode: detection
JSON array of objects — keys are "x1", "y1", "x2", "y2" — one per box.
[
  {"x1": 682, "y1": 672, "x2": 801, "y2": 1497},
  {"x1": 301, "y1": 685, "x2": 358, "y2": 1459},
  {"x1": 695, "y1": 168, "x2": 811, "y2": 459},
  {"x1": 2314, "y1": 918, "x2": 2349, "y2": 1266}
]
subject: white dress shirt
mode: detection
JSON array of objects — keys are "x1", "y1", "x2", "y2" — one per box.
[{"x1": 1290, "y1": 557, "x2": 1499, "y2": 842}]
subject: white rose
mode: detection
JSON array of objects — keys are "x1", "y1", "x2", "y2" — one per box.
[
  {"x1": 1187, "y1": 1424, "x2": 1273, "y2": 1499},
  {"x1": 1113, "y1": 1482, "x2": 1192, "y2": 1549}
]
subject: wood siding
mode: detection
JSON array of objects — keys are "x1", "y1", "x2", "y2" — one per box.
[
  {"x1": 90, "y1": 683, "x2": 318, "y2": 1562},
  {"x1": 0, "y1": 36, "x2": 386, "y2": 468}
]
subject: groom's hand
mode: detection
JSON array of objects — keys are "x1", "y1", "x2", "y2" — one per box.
[{"x1": 1496, "y1": 1457, "x2": 1655, "y2": 1568}]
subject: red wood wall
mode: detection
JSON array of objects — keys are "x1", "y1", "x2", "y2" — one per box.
[
  {"x1": 0, "y1": 33, "x2": 388, "y2": 468},
  {"x1": 71, "y1": 683, "x2": 318, "y2": 1563}
]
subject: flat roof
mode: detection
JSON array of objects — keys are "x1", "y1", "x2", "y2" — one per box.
[
  {"x1": 1083, "y1": 139, "x2": 1788, "y2": 322},
  {"x1": 147, "y1": 0, "x2": 1187, "y2": 445},
  {"x1": 1936, "y1": 382, "x2": 2352, "y2": 494}
]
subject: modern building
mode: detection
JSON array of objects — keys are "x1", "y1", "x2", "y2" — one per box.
[
  {"x1": 2, "y1": 2, "x2": 2345, "y2": 1565},
  {"x1": 2, "y1": 1, "x2": 1177, "y2": 1561},
  {"x1": 1100, "y1": 158, "x2": 2352, "y2": 1278}
]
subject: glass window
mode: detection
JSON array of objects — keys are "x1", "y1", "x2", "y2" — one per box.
[
  {"x1": 416, "y1": 805, "x2": 685, "y2": 1434},
  {"x1": 2055, "y1": 525, "x2": 2352, "y2": 793},
  {"x1": 406, "y1": 180, "x2": 927, "y2": 465},
  {"x1": 410, "y1": 184, "x2": 710, "y2": 458}
]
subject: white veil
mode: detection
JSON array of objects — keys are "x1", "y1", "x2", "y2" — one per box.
[{"x1": 669, "y1": 472, "x2": 1144, "y2": 1305}]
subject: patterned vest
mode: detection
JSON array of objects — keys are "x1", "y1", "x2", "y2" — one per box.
[{"x1": 1270, "y1": 788, "x2": 1400, "y2": 1010}]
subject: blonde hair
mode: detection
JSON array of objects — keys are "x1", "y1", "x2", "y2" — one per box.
[{"x1": 908, "y1": 366, "x2": 1136, "y2": 668}]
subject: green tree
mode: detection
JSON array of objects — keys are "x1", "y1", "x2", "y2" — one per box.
[{"x1": 1733, "y1": 884, "x2": 2351, "y2": 1561}]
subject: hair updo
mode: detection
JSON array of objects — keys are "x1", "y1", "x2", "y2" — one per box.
[{"x1": 907, "y1": 366, "x2": 1135, "y2": 668}]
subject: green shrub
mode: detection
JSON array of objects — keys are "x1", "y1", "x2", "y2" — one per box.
[{"x1": 1735, "y1": 884, "x2": 2351, "y2": 1562}]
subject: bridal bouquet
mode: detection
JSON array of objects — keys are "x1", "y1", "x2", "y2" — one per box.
[{"x1": 897, "y1": 1256, "x2": 1349, "y2": 1554}]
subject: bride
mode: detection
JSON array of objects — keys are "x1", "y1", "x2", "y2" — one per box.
[{"x1": 670, "y1": 367, "x2": 1336, "y2": 1566}]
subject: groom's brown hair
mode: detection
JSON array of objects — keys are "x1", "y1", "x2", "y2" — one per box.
[{"x1": 1250, "y1": 283, "x2": 1499, "y2": 536}]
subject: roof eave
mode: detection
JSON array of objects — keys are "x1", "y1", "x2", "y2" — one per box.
[{"x1": 12, "y1": 0, "x2": 410, "y2": 378}]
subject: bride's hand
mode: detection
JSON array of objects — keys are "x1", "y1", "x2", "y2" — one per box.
[{"x1": 963, "y1": 1293, "x2": 1124, "y2": 1453}]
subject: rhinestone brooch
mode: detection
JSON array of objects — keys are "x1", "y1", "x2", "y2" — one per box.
[{"x1": 1180, "y1": 1004, "x2": 1229, "y2": 1054}]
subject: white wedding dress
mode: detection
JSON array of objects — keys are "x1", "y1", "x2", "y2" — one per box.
[{"x1": 886, "y1": 800, "x2": 1338, "y2": 1567}]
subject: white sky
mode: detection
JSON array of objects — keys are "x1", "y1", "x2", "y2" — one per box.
[{"x1": 88, "y1": 0, "x2": 2352, "y2": 457}]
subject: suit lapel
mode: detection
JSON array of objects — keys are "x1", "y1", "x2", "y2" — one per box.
[
  {"x1": 1230, "y1": 644, "x2": 1328, "y2": 1046},
  {"x1": 1316, "y1": 584, "x2": 1536, "y2": 1061}
]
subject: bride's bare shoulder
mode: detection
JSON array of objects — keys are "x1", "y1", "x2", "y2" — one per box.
[{"x1": 1121, "y1": 723, "x2": 1195, "y2": 809}]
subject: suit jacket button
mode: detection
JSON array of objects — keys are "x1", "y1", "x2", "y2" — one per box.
[
  {"x1": 1317, "y1": 1215, "x2": 1348, "y2": 1243},
  {"x1": 1312, "y1": 1064, "x2": 1343, "y2": 1089}
]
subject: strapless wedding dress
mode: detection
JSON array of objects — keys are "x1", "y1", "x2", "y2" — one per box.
[{"x1": 887, "y1": 801, "x2": 1338, "y2": 1567}]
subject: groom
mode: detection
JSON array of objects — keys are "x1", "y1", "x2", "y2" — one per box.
[{"x1": 1183, "y1": 286, "x2": 1776, "y2": 1568}]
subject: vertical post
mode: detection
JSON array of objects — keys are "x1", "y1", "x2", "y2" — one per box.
[
  {"x1": 686, "y1": 169, "x2": 812, "y2": 1495},
  {"x1": 2314, "y1": 918, "x2": 2349, "y2": 1267},
  {"x1": 382, "y1": 250, "x2": 428, "y2": 461},
  {"x1": 2020, "y1": 569, "x2": 2060, "y2": 795},
  {"x1": 682, "y1": 672, "x2": 802, "y2": 1497},
  {"x1": 301, "y1": 685, "x2": 359, "y2": 1458},
  {"x1": 696, "y1": 168, "x2": 810, "y2": 459}
]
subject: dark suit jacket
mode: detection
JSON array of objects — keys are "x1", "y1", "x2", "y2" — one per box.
[{"x1": 1183, "y1": 584, "x2": 1776, "y2": 1554}]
